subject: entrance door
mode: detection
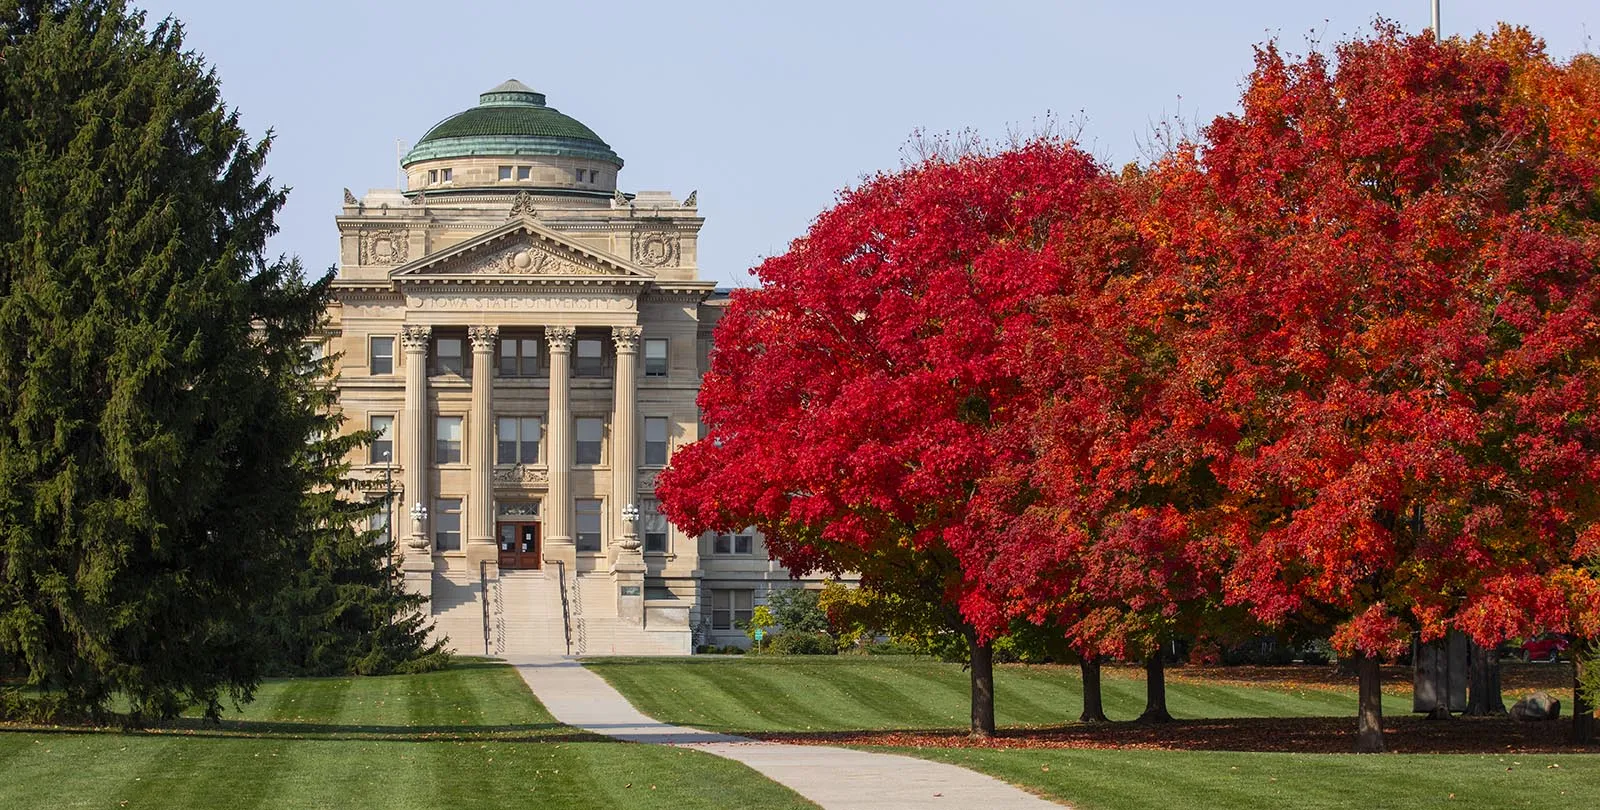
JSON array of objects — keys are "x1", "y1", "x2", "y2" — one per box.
[{"x1": 497, "y1": 521, "x2": 541, "y2": 569}]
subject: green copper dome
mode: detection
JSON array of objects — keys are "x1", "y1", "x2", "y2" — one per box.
[{"x1": 401, "y1": 80, "x2": 622, "y2": 167}]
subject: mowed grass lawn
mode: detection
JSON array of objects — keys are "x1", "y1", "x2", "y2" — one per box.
[
  {"x1": 0, "y1": 660, "x2": 813, "y2": 810},
  {"x1": 588, "y1": 656, "x2": 1600, "y2": 810},
  {"x1": 585, "y1": 656, "x2": 1413, "y2": 733},
  {"x1": 908, "y1": 747, "x2": 1600, "y2": 810}
]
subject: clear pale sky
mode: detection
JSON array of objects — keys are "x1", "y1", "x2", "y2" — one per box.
[{"x1": 135, "y1": 0, "x2": 1596, "y2": 288}]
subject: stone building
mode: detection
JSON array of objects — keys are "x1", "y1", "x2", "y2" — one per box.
[{"x1": 324, "y1": 81, "x2": 796, "y2": 656}]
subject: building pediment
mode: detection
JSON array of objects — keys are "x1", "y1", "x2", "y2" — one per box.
[{"x1": 390, "y1": 217, "x2": 651, "y2": 283}]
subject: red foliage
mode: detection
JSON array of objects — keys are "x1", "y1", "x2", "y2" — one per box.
[
  {"x1": 657, "y1": 142, "x2": 1127, "y2": 633},
  {"x1": 1151, "y1": 25, "x2": 1600, "y2": 657}
]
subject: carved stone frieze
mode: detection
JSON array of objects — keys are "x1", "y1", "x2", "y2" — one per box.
[
  {"x1": 361, "y1": 228, "x2": 409, "y2": 265},
  {"x1": 612, "y1": 325, "x2": 642, "y2": 353},
  {"x1": 493, "y1": 465, "x2": 549, "y2": 487},
  {"x1": 631, "y1": 229, "x2": 679, "y2": 269},
  {"x1": 405, "y1": 295, "x2": 636, "y2": 313}
]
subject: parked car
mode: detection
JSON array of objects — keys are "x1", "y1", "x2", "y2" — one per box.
[{"x1": 1521, "y1": 634, "x2": 1570, "y2": 662}]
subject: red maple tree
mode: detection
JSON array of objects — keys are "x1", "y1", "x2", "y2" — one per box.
[
  {"x1": 656, "y1": 141, "x2": 1128, "y2": 735},
  {"x1": 1148, "y1": 26, "x2": 1600, "y2": 750}
]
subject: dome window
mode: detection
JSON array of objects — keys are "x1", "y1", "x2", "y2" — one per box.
[
  {"x1": 574, "y1": 168, "x2": 585, "y2": 183},
  {"x1": 498, "y1": 165, "x2": 513, "y2": 181},
  {"x1": 517, "y1": 166, "x2": 532, "y2": 181}
]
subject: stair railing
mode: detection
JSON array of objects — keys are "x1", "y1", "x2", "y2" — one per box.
[
  {"x1": 479, "y1": 560, "x2": 491, "y2": 656},
  {"x1": 553, "y1": 559, "x2": 573, "y2": 656}
]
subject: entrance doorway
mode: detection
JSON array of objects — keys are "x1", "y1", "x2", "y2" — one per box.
[{"x1": 498, "y1": 521, "x2": 541, "y2": 569}]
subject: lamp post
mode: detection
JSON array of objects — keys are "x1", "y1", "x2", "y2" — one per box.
[
  {"x1": 409, "y1": 501, "x2": 429, "y2": 553},
  {"x1": 620, "y1": 501, "x2": 641, "y2": 551},
  {"x1": 382, "y1": 450, "x2": 395, "y2": 569}
]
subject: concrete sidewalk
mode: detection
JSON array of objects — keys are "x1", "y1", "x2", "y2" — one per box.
[{"x1": 512, "y1": 657, "x2": 1065, "y2": 810}]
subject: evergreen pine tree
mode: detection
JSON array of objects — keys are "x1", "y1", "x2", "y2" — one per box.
[{"x1": 0, "y1": 0, "x2": 437, "y2": 723}]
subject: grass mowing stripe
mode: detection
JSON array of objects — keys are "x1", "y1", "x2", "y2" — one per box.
[{"x1": 1, "y1": 731, "x2": 181, "y2": 810}]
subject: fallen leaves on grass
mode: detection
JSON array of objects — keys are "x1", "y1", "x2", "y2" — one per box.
[{"x1": 750, "y1": 715, "x2": 1598, "y2": 754}]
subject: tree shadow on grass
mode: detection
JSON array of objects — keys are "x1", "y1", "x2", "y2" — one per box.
[
  {"x1": 748, "y1": 715, "x2": 1600, "y2": 754},
  {"x1": 0, "y1": 716, "x2": 614, "y2": 745}
]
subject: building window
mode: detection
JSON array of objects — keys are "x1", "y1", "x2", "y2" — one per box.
[
  {"x1": 589, "y1": 169, "x2": 599, "y2": 182},
  {"x1": 517, "y1": 166, "x2": 531, "y2": 180},
  {"x1": 644, "y1": 338, "x2": 668, "y2": 378},
  {"x1": 370, "y1": 336, "x2": 394, "y2": 375},
  {"x1": 575, "y1": 417, "x2": 604, "y2": 465},
  {"x1": 712, "y1": 589, "x2": 753, "y2": 631},
  {"x1": 440, "y1": 168, "x2": 453, "y2": 183},
  {"x1": 642, "y1": 499, "x2": 668, "y2": 553},
  {"x1": 499, "y1": 334, "x2": 540, "y2": 377},
  {"x1": 644, "y1": 417, "x2": 669, "y2": 467},
  {"x1": 435, "y1": 416, "x2": 463, "y2": 464},
  {"x1": 713, "y1": 528, "x2": 754, "y2": 555},
  {"x1": 574, "y1": 337, "x2": 605, "y2": 376},
  {"x1": 497, "y1": 416, "x2": 541, "y2": 464},
  {"x1": 428, "y1": 169, "x2": 438, "y2": 184},
  {"x1": 369, "y1": 509, "x2": 391, "y2": 545},
  {"x1": 498, "y1": 165, "x2": 513, "y2": 181},
  {"x1": 574, "y1": 168, "x2": 585, "y2": 183},
  {"x1": 434, "y1": 336, "x2": 465, "y2": 375},
  {"x1": 434, "y1": 498, "x2": 462, "y2": 551},
  {"x1": 369, "y1": 414, "x2": 394, "y2": 465},
  {"x1": 576, "y1": 499, "x2": 602, "y2": 552}
]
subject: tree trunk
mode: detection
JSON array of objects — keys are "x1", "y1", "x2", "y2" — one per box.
[
  {"x1": 1465, "y1": 639, "x2": 1505, "y2": 716},
  {"x1": 1356, "y1": 652, "x2": 1386, "y2": 753},
  {"x1": 1138, "y1": 649, "x2": 1173, "y2": 723},
  {"x1": 1574, "y1": 640, "x2": 1595, "y2": 745},
  {"x1": 1079, "y1": 656, "x2": 1108, "y2": 723},
  {"x1": 969, "y1": 634, "x2": 996, "y2": 737}
]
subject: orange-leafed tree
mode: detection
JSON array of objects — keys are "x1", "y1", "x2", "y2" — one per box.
[{"x1": 1156, "y1": 25, "x2": 1600, "y2": 751}]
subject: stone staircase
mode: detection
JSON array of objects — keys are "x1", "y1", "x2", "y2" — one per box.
[
  {"x1": 567, "y1": 573, "x2": 692, "y2": 656},
  {"x1": 429, "y1": 567, "x2": 689, "y2": 657},
  {"x1": 492, "y1": 571, "x2": 569, "y2": 657}
]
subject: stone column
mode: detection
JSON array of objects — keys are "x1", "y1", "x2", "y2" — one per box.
[
  {"x1": 544, "y1": 326, "x2": 575, "y2": 565},
  {"x1": 610, "y1": 326, "x2": 645, "y2": 623},
  {"x1": 467, "y1": 325, "x2": 498, "y2": 566},
  {"x1": 399, "y1": 325, "x2": 433, "y2": 599}
]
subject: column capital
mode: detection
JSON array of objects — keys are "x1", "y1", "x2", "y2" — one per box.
[
  {"x1": 611, "y1": 325, "x2": 643, "y2": 354},
  {"x1": 401, "y1": 325, "x2": 431, "y2": 353},
  {"x1": 545, "y1": 325, "x2": 576, "y2": 352},
  {"x1": 468, "y1": 325, "x2": 499, "y2": 352}
]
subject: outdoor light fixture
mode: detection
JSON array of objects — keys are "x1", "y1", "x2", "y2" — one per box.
[
  {"x1": 407, "y1": 501, "x2": 429, "y2": 552},
  {"x1": 621, "y1": 502, "x2": 640, "y2": 524}
]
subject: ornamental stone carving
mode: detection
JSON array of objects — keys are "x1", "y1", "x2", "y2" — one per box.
[
  {"x1": 612, "y1": 325, "x2": 642, "y2": 353},
  {"x1": 401, "y1": 325, "x2": 432, "y2": 352},
  {"x1": 631, "y1": 229, "x2": 679, "y2": 269},
  {"x1": 545, "y1": 325, "x2": 576, "y2": 351},
  {"x1": 343, "y1": 188, "x2": 358, "y2": 205},
  {"x1": 468, "y1": 325, "x2": 499, "y2": 351},
  {"x1": 455, "y1": 240, "x2": 607, "y2": 276},
  {"x1": 508, "y1": 192, "x2": 538, "y2": 219},
  {"x1": 493, "y1": 465, "x2": 549, "y2": 487},
  {"x1": 356, "y1": 478, "x2": 403, "y2": 494},
  {"x1": 361, "y1": 228, "x2": 409, "y2": 265}
]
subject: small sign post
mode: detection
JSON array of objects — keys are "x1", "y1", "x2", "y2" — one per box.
[{"x1": 753, "y1": 627, "x2": 765, "y2": 654}]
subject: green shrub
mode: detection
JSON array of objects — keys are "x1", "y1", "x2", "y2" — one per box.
[
  {"x1": 769, "y1": 631, "x2": 838, "y2": 655},
  {"x1": 766, "y1": 588, "x2": 831, "y2": 634}
]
